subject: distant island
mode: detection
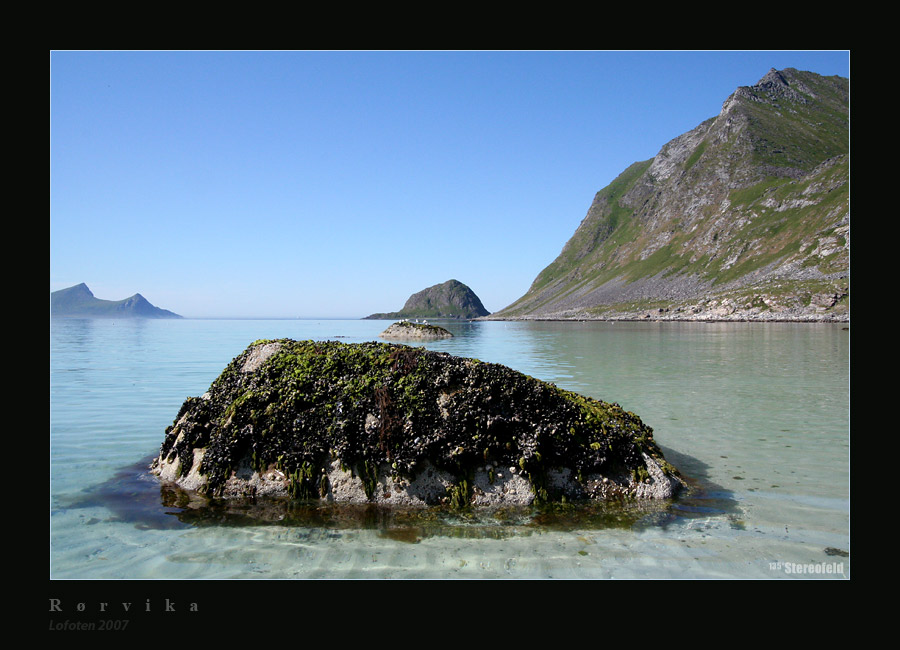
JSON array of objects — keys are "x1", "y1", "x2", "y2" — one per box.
[
  {"x1": 364, "y1": 279, "x2": 490, "y2": 320},
  {"x1": 50, "y1": 283, "x2": 182, "y2": 319}
]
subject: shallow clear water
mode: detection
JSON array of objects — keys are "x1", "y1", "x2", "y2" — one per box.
[{"x1": 49, "y1": 318, "x2": 850, "y2": 579}]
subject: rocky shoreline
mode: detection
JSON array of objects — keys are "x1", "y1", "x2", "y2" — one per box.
[
  {"x1": 481, "y1": 282, "x2": 849, "y2": 323},
  {"x1": 481, "y1": 309, "x2": 848, "y2": 323}
]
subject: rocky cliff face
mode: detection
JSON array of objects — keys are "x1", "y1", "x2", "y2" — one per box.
[
  {"x1": 366, "y1": 279, "x2": 490, "y2": 320},
  {"x1": 489, "y1": 68, "x2": 849, "y2": 322}
]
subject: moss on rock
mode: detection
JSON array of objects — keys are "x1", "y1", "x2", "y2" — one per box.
[{"x1": 151, "y1": 339, "x2": 684, "y2": 506}]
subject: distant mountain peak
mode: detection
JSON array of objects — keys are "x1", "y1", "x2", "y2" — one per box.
[
  {"x1": 67, "y1": 282, "x2": 94, "y2": 296},
  {"x1": 121, "y1": 293, "x2": 148, "y2": 305},
  {"x1": 51, "y1": 283, "x2": 181, "y2": 319}
]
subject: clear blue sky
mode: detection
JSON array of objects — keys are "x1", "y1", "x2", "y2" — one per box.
[{"x1": 50, "y1": 50, "x2": 850, "y2": 318}]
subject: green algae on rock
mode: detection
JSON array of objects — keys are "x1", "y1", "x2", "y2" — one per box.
[
  {"x1": 151, "y1": 339, "x2": 685, "y2": 507},
  {"x1": 379, "y1": 320, "x2": 453, "y2": 340}
]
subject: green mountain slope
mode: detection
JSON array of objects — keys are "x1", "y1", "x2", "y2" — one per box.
[
  {"x1": 365, "y1": 279, "x2": 490, "y2": 320},
  {"x1": 51, "y1": 283, "x2": 182, "y2": 319},
  {"x1": 490, "y1": 68, "x2": 849, "y2": 321}
]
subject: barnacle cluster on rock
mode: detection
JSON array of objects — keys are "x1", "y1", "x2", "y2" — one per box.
[{"x1": 151, "y1": 339, "x2": 684, "y2": 507}]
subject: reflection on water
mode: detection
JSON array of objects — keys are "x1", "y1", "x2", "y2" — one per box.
[
  {"x1": 61, "y1": 445, "x2": 744, "y2": 548},
  {"x1": 50, "y1": 318, "x2": 849, "y2": 579}
]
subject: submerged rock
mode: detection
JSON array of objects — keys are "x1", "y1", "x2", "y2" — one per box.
[
  {"x1": 379, "y1": 320, "x2": 453, "y2": 340},
  {"x1": 151, "y1": 339, "x2": 685, "y2": 507}
]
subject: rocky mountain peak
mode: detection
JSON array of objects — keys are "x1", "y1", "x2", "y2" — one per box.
[
  {"x1": 730, "y1": 67, "x2": 813, "y2": 107},
  {"x1": 759, "y1": 67, "x2": 788, "y2": 86}
]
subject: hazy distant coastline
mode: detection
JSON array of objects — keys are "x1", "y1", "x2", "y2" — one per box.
[{"x1": 50, "y1": 283, "x2": 181, "y2": 319}]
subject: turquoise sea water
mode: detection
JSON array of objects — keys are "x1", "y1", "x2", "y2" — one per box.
[{"x1": 49, "y1": 318, "x2": 850, "y2": 580}]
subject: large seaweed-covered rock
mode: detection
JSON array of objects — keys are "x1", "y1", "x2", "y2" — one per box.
[{"x1": 151, "y1": 339, "x2": 684, "y2": 507}]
